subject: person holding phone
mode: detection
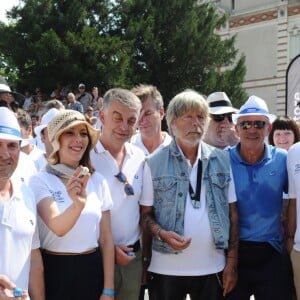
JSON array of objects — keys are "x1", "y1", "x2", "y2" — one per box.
[{"x1": 29, "y1": 110, "x2": 115, "y2": 300}]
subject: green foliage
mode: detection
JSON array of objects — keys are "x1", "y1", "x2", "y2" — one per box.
[
  {"x1": 117, "y1": 0, "x2": 247, "y2": 107},
  {"x1": 0, "y1": 0, "x2": 246, "y2": 107}
]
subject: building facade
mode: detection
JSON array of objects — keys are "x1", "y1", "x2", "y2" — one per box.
[{"x1": 214, "y1": 0, "x2": 300, "y2": 118}]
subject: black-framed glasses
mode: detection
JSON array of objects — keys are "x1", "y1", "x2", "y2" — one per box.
[
  {"x1": 115, "y1": 172, "x2": 134, "y2": 196},
  {"x1": 238, "y1": 120, "x2": 266, "y2": 130},
  {"x1": 210, "y1": 113, "x2": 233, "y2": 123}
]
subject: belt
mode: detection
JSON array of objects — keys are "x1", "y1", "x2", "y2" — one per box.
[
  {"x1": 42, "y1": 247, "x2": 98, "y2": 256},
  {"x1": 127, "y1": 240, "x2": 140, "y2": 252}
]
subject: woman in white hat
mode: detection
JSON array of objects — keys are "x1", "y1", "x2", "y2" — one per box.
[{"x1": 29, "y1": 110, "x2": 115, "y2": 300}]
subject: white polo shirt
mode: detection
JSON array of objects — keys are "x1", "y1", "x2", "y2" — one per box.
[
  {"x1": 287, "y1": 142, "x2": 300, "y2": 251},
  {"x1": 0, "y1": 177, "x2": 39, "y2": 291},
  {"x1": 91, "y1": 141, "x2": 153, "y2": 246}
]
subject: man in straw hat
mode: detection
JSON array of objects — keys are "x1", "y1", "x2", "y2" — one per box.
[
  {"x1": 0, "y1": 107, "x2": 44, "y2": 299},
  {"x1": 203, "y1": 91, "x2": 239, "y2": 149},
  {"x1": 227, "y1": 95, "x2": 288, "y2": 300},
  {"x1": 90, "y1": 88, "x2": 154, "y2": 300}
]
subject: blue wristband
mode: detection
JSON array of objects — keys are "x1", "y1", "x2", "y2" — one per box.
[{"x1": 102, "y1": 289, "x2": 115, "y2": 296}]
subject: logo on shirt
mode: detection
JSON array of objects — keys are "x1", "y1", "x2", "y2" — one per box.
[{"x1": 50, "y1": 190, "x2": 64, "y2": 203}]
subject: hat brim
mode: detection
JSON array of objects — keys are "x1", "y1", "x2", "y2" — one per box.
[
  {"x1": 232, "y1": 112, "x2": 277, "y2": 124},
  {"x1": 210, "y1": 106, "x2": 238, "y2": 115},
  {"x1": 0, "y1": 133, "x2": 23, "y2": 141},
  {"x1": 34, "y1": 124, "x2": 47, "y2": 137},
  {"x1": 48, "y1": 120, "x2": 100, "y2": 163}
]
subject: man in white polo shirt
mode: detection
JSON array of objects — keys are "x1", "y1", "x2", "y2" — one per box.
[
  {"x1": 0, "y1": 107, "x2": 44, "y2": 299},
  {"x1": 90, "y1": 88, "x2": 153, "y2": 300}
]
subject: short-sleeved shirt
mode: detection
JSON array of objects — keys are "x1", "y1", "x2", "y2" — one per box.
[
  {"x1": 0, "y1": 177, "x2": 38, "y2": 291},
  {"x1": 287, "y1": 142, "x2": 300, "y2": 251},
  {"x1": 229, "y1": 143, "x2": 288, "y2": 251},
  {"x1": 29, "y1": 171, "x2": 113, "y2": 252},
  {"x1": 90, "y1": 141, "x2": 153, "y2": 245}
]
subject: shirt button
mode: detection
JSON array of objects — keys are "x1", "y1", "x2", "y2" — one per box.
[
  {"x1": 178, "y1": 192, "x2": 183, "y2": 197},
  {"x1": 180, "y1": 172, "x2": 185, "y2": 176}
]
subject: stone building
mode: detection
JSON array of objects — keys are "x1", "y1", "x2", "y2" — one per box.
[{"x1": 214, "y1": 0, "x2": 300, "y2": 118}]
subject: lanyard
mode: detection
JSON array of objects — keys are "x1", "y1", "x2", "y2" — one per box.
[{"x1": 189, "y1": 159, "x2": 202, "y2": 209}]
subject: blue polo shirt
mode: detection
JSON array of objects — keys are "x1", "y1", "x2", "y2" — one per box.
[{"x1": 229, "y1": 143, "x2": 288, "y2": 251}]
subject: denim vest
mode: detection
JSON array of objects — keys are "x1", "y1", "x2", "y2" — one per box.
[{"x1": 147, "y1": 140, "x2": 231, "y2": 254}]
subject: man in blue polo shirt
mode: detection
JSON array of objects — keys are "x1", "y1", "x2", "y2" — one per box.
[{"x1": 227, "y1": 95, "x2": 288, "y2": 300}]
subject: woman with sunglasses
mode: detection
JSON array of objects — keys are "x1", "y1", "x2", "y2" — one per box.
[{"x1": 29, "y1": 110, "x2": 115, "y2": 300}]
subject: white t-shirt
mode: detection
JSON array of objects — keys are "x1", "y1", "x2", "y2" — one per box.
[
  {"x1": 148, "y1": 142, "x2": 237, "y2": 276},
  {"x1": 29, "y1": 170, "x2": 113, "y2": 252},
  {"x1": 0, "y1": 177, "x2": 39, "y2": 291},
  {"x1": 131, "y1": 131, "x2": 172, "y2": 156},
  {"x1": 90, "y1": 141, "x2": 153, "y2": 245},
  {"x1": 287, "y1": 142, "x2": 300, "y2": 251}
]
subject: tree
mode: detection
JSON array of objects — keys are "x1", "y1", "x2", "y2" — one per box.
[
  {"x1": 0, "y1": 0, "x2": 131, "y2": 93},
  {"x1": 115, "y1": 0, "x2": 247, "y2": 107}
]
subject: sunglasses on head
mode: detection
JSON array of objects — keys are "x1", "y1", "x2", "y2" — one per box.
[
  {"x1": 238, "y1": 120, "x2": 267, "y2": 130},
  {"x1": 210, "y1": 113, "x2": 232, "y2": 123},
  {"x1": 115, "y1": 171, "x2": 134, "y2": 196}
]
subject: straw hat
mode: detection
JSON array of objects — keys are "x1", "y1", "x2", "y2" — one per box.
[
  {"x1": 47, "y1": 110, "x2": 100, "y2": 163},
  {"x1": 34, "y1": 108, "x2": 60, "y2": 137}
]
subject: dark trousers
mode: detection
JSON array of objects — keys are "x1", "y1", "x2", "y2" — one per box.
[
  {"x1": 42, "y1": 248, "x2": 103, "y2": 300},
  {"x1": 148, "y1": 272, "x2": 224, "y2": 300},
  {"x1": 226, "y1": 251, "x2": 285, "y2": 300}
]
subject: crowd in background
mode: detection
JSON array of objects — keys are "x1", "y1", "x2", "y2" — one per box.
[{"x1": 2, "y1": 75, "x2": 300, "y2": 300}]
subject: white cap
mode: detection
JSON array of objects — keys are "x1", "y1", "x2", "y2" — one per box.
[{"x1": 34, "y1": 108, "x2": 60, "y2": 137}]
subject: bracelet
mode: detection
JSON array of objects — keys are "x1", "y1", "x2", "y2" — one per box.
[
  {"x1": 102, "y1": 289, "x2": 115, "y2": 296},
  {"x1": 156, "y1": 227, "x2": 162, "y2": 241}
]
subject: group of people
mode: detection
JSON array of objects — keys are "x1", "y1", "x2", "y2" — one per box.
[{"x1": 1, "y1": 74, "x2": 300, "y2": 300}]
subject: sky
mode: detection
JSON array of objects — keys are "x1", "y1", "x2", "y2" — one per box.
[{"x1": 0, "y1": 0, "x2": 21, "y2": 23}]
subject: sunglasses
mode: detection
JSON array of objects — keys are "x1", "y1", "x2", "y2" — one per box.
[
  {"x1": 238, "y1": 121, "x2": 267, "y2": 130},
  {"x1": 115, "y1": 172, "x2": 134, "y2": 196},
  {"x1": 210, "y1": 113, "x2": 232, "y2": 123}
]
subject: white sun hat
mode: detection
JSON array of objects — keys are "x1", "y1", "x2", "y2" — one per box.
[
  {"x1": 232, "y1": 95, "x2": 277, "y2": 124},
  {"x1": 0, "y1": 107, "x2": 23, "y2": 140}
]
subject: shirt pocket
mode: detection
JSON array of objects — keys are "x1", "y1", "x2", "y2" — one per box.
[{"x1": 209, "y1": 173, "x2": 231, "y2": 204}]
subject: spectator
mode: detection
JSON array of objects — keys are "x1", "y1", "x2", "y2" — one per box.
[
  {"x1": 203, "y1": 92, "x2": 239, "y2": 149},
  {"x1": 142, "y1": 89, "x2": 238, "y2": 300},
  {"x1": 227, "y1": 95, "x2": 288, "y2": 300},
  {"x1": 76, "y1": 83, "x2": 92, "y2": 113},
  {"x1": 90, "y1": 88, "x2": 153, "y2": 300},
  {"x1": 29, "y1": 110, "x2": 115, "y2": 300},
  {"x1": 67, "y1": 92, "x2": 84, "y2": 113},
  {"x1": 268, "y1": 116, "x2": 300, "y2": 151},
  {"x1": 131, "y1": 84, "x2": 172, "y2": 155},
  {"x1": 0, "y1": 107, "x2": 44, "y2": 300}
]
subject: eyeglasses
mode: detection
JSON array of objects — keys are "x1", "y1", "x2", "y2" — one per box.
[
  {"x1": 210, "y1": 113, "x2": 232, "y2": 123},
  {"x1": 238, "y1": 121, "x2": 267, "y2": 130},
  {"x1": 115, "y1": 172, "x2": 134, "y2": 196}
]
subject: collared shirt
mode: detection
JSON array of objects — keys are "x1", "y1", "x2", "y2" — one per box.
[
  {"x1": 0, "y1": 176, "x2": 38, "y2": 291},
  {"x1": 90, "y1": 141, "x2": 153, "y2": 245},
  {"x1": 131, "y1": 131, "x2": 172, "y2": 156},
  {"x1": 229, "y1": 143, "x2": 288, "y2": 251}
]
